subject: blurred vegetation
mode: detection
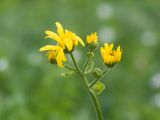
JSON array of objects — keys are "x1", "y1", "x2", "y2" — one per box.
[{"x1": 0, "y1": 0, "x2": 160, "y2": 120}]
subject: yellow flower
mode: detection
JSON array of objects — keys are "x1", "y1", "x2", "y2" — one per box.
[
  {"x1": 87, "y1": 32, "x2": 98, "y2": 45},
  {"x1": 45, "y1": 22, "x2": 85, "y2": 52},
  {"x1": 39, "y1": 45, "x2": 66, "y2": 68},
  {"x1": 100, "y1": 43, "x2": 122, "y2": 67}
]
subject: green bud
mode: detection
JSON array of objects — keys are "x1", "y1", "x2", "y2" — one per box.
[
  {"x1": 87, "y1": 52, "x2": 94, "y2": 58},
  {"x1": 92, "y1": 68, "x2": 103, "y2": 78},
  {"x1": 92, "y1": 81, "x2": 105, "y2": 95}
]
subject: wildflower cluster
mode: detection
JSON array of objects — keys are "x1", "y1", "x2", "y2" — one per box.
[
  {"x1": 40, "y1": 22, "x2": 122, "y2": 67},
  {"x1": 39, "y1": 22, "x2": 122, "y2": 120},
  {"x1": 40, "y1": 22, "x2": 84, "y2": 67}
]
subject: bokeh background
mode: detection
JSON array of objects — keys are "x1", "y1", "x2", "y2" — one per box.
[{"x1": 0, "y1": 0, "x2": 160, "y2": 120}]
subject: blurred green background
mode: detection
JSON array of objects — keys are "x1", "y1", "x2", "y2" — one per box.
[{"x1": 0, "y1": 0, "x2": 160, "y2": 120}]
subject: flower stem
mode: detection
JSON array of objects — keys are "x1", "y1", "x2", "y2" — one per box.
[
  {"x1": 82, "y1": 57, "x2": 90, "y2": 74},
  {"x1": 69, "y1": 52, "x2": 81, "y2": 73},
  {"x1": 64, "y1": 64, "x2": 77, "y2": 72},
  {"x1": 82, "y1": 76, "x2": 103, "y2": 120},
  {"x1": 89, "y1": 90, "x2": 103, "y2": 120},
  {"x1": 70, "y1": 52, "x2": 103, "y2": 120}
]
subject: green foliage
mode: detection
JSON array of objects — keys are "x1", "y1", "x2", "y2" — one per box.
[{"x1": 0, "y1": 0, "x2": 160, "y2": 120}]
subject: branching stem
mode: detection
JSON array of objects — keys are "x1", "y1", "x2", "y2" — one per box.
[{"x1": 69, "y1": 52, "x2": 103, "y2": 120}]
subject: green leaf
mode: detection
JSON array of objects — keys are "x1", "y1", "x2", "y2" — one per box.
[
  {"x1": 92, "y1": 81, "x2": 105, "y2": 95},
  {"x1": 84, "y1": 60, "x2": 94, "y2": 74}
]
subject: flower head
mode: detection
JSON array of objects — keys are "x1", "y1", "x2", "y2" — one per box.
[
  {"x1": 45, "y1": 22, "x2": 85, "y2": 52},
  {"x1": 100, "y1": 43, "x2": 122, "y2": 67},
  {"x1": 87, "y1": 32, "x2": 98, "y2": 45},
  {"x1": 39, "y1": 45, "x2": 66, "y2": 68}
]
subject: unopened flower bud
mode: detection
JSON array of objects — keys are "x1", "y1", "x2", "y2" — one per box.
[
  {"x1": 92, "y1": 68, "x2": 103, "y2": 78},
  {"x1": 92, "y1": 81, "x2": 105, "y2": 95},
  {"x1": 87, "y1": 52, "x2": 94, "y2": 58}
]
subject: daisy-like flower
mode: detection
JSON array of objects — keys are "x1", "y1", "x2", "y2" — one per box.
[
  {"x1": 45, "y1": 22, "x2": 85, "y2": 52},
  {"x1": 87, "y1": 32, "x2": 98, "y2": 45},
  {"x1": 39, "y1": 45, "x2": 66, "y2": 68},
  {"x1": 100, "y1": 43, "x2": 122, "y2": 67}
]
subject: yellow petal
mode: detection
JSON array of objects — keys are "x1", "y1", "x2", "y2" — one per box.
[
  {"x1": 100, "y1": 47, "x2": 105, "y2": 57},
  {"x1": 116, "y1": 45, "x2": 119, "y2": 50},
  {"x1": 48, "y1": 51, "x2": 56, "y2": 61},
  {"x1": 93, "y1": 32, "x2": 98, "y2": 44},
  {"x1": 59, "y1": 48, "x2": 67, "y2": 61},
  {"x1": 56, "y1": 22, "x2": 64, "y2": 36},
  {"x1": 109, "y1": 43, "x2": 114, "y2": 50},
  {"x1": 56, "y1": 52, "x2": 63, "y2": 68},
  {"x1": 45, "y1": 31, "x2": 60, "y2": 42},
  {"x1": 74, "y1": 39, "x2": 78, "y2": 46},
  {"x1": 86, "y1": 32, "x2": 97, "y2": 44},
  {"x1": 87, "y1": 35, "x2": 91, "y2": 43},
  {"x1": 56, "y1": 56, "x2": 63, "y2": 68},
  {"x1": 65, "y1": 39, "x2": 73, "y2": 51},
  {"x1": 76, "y1": 36, "x2": 85, "y2": 46},
  {"x1": 55, "y1": 48, "x2": 67, "y2": 68},
  {"x1": 39, "y1": 45, "x2": 59, "y2": 51},
  {"x1": 104, "y1": 43, "x2": 109, "y2": 48}
]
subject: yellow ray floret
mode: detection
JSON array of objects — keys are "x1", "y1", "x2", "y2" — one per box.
[
  {"x1": 39, "y1": 45, "x2": 66, "y2": 68},
  {"x1": 45, "y1": 22, "x2": 85, "y2": 51},
  {"x1": 87, "y1": 32, "x2": 98, "y2": 44},
  {"x1": 100, "y1": 43, "x2": 122, "y2": 67}
]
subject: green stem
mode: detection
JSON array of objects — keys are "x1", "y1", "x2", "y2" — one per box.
[
  {"x1": 70, "y1": 52, "x2": 103, "y2": 120},
  {"x1": 83, "y1": 76, "x2": 103, "y2": 120},
  {"x1": 82, "y1": 48, "x2": 94, "y2": 74},
  {"x1": 89, "y1": 68, "x2": 110, "y2": 88},
  {"x1": 89, "y1": 90, "x2": 103, "y2": 120},
  {"x1": 64, "y1": 64, "x2": 77, "y2": 72},
  {"x1": 69, "y1": 52, "x2": 81, "y2": 73},
  {"x1": 82, "y1": 58, "x2": 90, "y2": 73}
]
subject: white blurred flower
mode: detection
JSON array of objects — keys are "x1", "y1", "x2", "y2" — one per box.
[
  {"x1": 0, "y1": 58, "x2": 9, "y2": 72},
  {"x1": 99, "y1": 27, "x2": 116, "y2": 43},
  {"x1": 151, "y1": 93, "x2": 160, "y2": 107},
  {"x1": 97, "y1": 3, "x2": 113, "y2": 20},
  {"x1": 150, "y1": 73, "x2": 160, "y2": 89},
  {"x1": 141, "y1": 31, "x2": 157, "y2": 47}
]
